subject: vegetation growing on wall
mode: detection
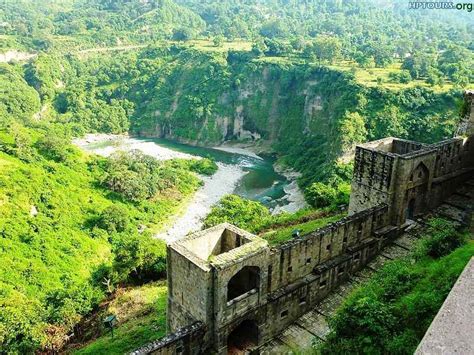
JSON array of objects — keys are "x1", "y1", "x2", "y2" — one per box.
[{"x1": 318, "y1": 219, "x2": 472, "y2": 354}]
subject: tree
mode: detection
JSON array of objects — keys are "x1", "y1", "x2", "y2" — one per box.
[
  {"x1": 263, "y1": 38, "x2": 291, "y2": 57},
  {"x1": 172, "y1": 27, "x2": 195, "y2": 41},
  {"x1": 213, "y1": 35, "x2": 224, "y2": 47},
  {"x1": 203, "y1": 195, "x2": 271, "y2": 233},
  {"x1": 251, "y1": 40, "x2": 268, "y2": 57},
  {"x1": 311, "y1": 35, "x2": 342, "y2": 64},
  {"x1": 290, "y1": 37, "x2": 306, "y2": 51},
  {"x1": 259, "y1": 20, "x2": 289, "y2": 39},
  {"x1": 36, "y1": 135, "x2": 72, "y2": 162},
  {"x1": 98, "y1": 205, "x2": 129, "y2": 233},
  {"x1": 339, "y1": 112, "x2": 367, "y2": 151},
  {"x1": 305, "y1": 182, "x2": 337, "y2": 208}
]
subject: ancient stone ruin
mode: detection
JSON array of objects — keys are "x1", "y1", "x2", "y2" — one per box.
[{"x1": 131, "y1": 92, "x2": 474, "y2": 355}]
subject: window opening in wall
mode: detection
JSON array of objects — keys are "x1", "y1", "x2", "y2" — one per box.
[
  {"x1": 227, "y1": 266, "x2": 259, "y2": 302},
  {"x1": 338, "y1": 266, "x2": 345, "y2": 275},
  {"x1": 343, "y1": 237, "x2": 348, "y2": 243},
  {"x1": 306, "y1": 258, "x2": 311, "y2": 264},
  {"x1": 354, "y1": 253, "x2": 360, "y2": 261},
  {"x1": 176, "y1": 346, "x2": 183, "y2": 354},
  {"x1": 326, "y1": 244, "x2": 331, "y2": 251},
  {"x1": 281, "y1": 310, "x2": 289, "y2": 318},
  {"x1": 320, "y1": 279, "x2": 327, "y2": 289},
  {"x1": 287, "y1": 265, "x2": 293, "y2": 272},
  {"x1": 299, "y1": 296, "x2": 306, "y2": 305},
  {"x1": 409, "y1": 174, "x2": 413, "y2": 182}
]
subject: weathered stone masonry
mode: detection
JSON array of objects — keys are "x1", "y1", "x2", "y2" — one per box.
[{"x1": 132, "y1": 92, "x2": 474, "y2": 355}]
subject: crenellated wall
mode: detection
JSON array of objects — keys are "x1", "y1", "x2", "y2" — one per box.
[{"x1": 267, "y1": 204, "x2": 389, "y2": 293}]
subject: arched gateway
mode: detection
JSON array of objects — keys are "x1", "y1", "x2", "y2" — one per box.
[{"x1": 227, "y1": 320, "x2": 259, "y2": 354}]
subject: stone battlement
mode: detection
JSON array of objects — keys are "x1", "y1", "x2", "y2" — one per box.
[{"x1": 133, "y1": 91, "x2": 474, "y2": 354}]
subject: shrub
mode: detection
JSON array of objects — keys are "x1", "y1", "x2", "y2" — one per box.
[
  {"x1": 418, "y1": 218, "x2": 466, "y2": 258},
  {"x1": 203, "y1": 194, "x2": 271, "y2": 233},
  {"x1": 110, "y1": 232, "x2": 167, "y2": 283},
  {"x1": 189, "y1": 158, "x2": 218, "y2": 176},
  {"x1": 305, "y1": 182, "x2": 337, "y2": 208},
  {"x1": 36, "y1": 135, "x2": 73, "y2": 162},
  {"x1": 98, "y1": 205, "x2": 129, "y2": 233}
]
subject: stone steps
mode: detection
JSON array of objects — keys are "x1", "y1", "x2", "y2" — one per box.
[{"x1": 257, "y1": 180, "x2": 474, "y2": 353}]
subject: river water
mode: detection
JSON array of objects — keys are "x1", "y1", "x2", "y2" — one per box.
[{"x1": 75, "y1": 134, "x2": 306, "y2": 242}]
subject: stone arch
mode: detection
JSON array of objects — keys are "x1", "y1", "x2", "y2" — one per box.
[
  {"x1": 227, "y1": 266, "x2": 260, "y2": 302},
  {"x1": 404, "y1": 162, "x2": 430, "y2": 222},
  {"x1": 227, "y1": 319, "x2": 259, "y2": 354},
  {"x1": 411, "y1": 162, "x2": 429, "y2": 183}
]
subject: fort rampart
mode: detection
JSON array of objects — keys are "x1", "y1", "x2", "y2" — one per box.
[{"x1": 132, "y1": 92, "x2": 474, "y2": 354}]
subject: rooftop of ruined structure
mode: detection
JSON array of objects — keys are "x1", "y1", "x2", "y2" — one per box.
[
  {"x1": 170, "y1": 223, "x2": 268, "y2": 270},
  {"x1": 356, "y1": 137, "x2": 431, "y2": 157}
]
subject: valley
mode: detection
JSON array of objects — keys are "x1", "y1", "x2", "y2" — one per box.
[{"x1": 0, "y1": 0, "x2": 472, "y2": 354}]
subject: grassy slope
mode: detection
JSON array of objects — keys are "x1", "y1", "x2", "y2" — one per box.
[
  {"x1": 261, "y1": 213, "x2": 345, "y2": 246},
  {"x1": 0, "y1": 125, "x2": 200, "y2": 351},
  {"x1": 0, "y1": 149, "x2": 111, "y2": 304},
  {"x1": 74, "y1": 282, "x2": 168, "y2": 355},
  {"x1": 319, "y1": 225, "x2": 474, "y2": 354}
]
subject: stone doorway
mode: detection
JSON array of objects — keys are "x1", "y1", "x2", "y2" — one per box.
[
  {"x1": 406, "y1": 198, "x2": 416, "y2": 220},
  {"x1": 227, "y1": 320, "x2": 258, "y2": 354}
]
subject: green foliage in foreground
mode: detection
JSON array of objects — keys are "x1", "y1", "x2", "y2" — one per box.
[
  {"x1": 319, "y1": 219, "x2": 472, "y2": 355},
  {"x1": 203, "y1": 194, "x2": 272, "y2": 233},
  {"x1": 74, "y1": 282, "x2": 168, "y2": 355},
  {"x1": 0, "y1": 121, "x2": 200, "y2": 352},
  {"x1": 203, "y1": 194, "x2": 344, "y2": 246}
]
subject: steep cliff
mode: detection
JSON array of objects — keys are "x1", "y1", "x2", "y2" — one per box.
[{"x1": 129, "y1": 49, "x2": 460, "y2": 189}]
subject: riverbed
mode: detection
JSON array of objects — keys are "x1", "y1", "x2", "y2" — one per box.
[{"x1": 74, "y1": 134, "x2": 306, "y2": 242}]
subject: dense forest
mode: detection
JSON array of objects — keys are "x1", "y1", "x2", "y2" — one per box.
[{"x1": 0, "y1": 0, "x2": 473, "y2": 353}]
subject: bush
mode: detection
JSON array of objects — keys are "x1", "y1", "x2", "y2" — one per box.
[
  {"x1": 203, "y1": 194, "x2": 271, "y2": 233},
  {"x1": 98, "y1": 205, "x2": 129, "y2": 233},
  {"x1": 36, "y1": 135, "x2": 73, "y2": 162},
  {"x1": 189, "y1": 158, "x2": 218, "y2": 176},
  {"x1": 419, "y1": 218, "x2": 466, "y2": 258},
  {"x1": 103, "y1": 150, "x2": 199, "y2": 202},
  {"x1": 305, "y1": 182, "x2": 337, "y2": 208},
  {"x1": 110, "y1": 232, "x2": 167, "y2": 284}
]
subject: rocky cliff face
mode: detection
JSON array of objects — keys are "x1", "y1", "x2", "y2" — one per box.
[{"x1": 133, "y1": 58, "x2": 357, "y2": 159}]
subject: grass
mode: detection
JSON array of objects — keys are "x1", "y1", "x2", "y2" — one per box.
[
  {"x1": 319, "y1": 219, "x2": 473, "y2": 354},
  {"x1": 261, "y1": 213, "x2": 345, "y2": 246},
  {"x1": 328, "y1": 61, "x2": 456, "y2": 93},
  {"x1": 74, "y1": 281, "x2": 168, "y2": 355},
  {"x1": 185, "y1": 39, "x2": 252, "y2": 53}
]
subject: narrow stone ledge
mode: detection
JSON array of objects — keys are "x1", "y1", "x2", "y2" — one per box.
[{"x1": 415, "y1": 257, "x2": 474, "y2": 355}]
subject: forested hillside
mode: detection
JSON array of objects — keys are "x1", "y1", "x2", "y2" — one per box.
[
  {"x1": 0, "y1": 61, "x2": 214, "y2": 352},
  {"x1": 17, "y1": 46, "x2": 463, "y2": 204}
]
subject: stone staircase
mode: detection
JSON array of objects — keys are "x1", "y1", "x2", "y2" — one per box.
[{"x1": 259, "y1": 180, "x2": 474, "y2": 354}]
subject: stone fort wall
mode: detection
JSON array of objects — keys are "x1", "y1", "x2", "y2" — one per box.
[{"x1": 132, "y1": 92, "x2": 474, "y2": 354}]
